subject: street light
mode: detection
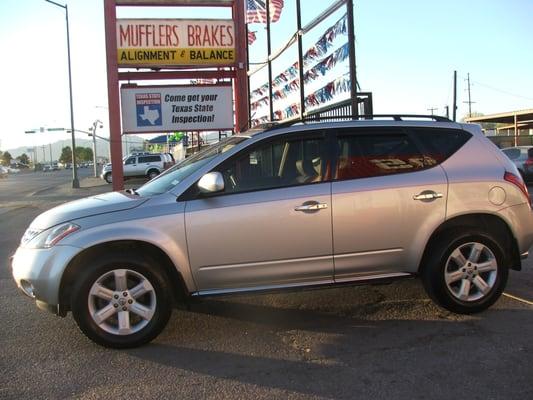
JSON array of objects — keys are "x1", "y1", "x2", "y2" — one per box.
[
  {"x1": 89, "y1": 120, "x2": 103, "y2": 177},
  {"x1": 44, "y1": 0, "x2": 79, "y2": 188}
]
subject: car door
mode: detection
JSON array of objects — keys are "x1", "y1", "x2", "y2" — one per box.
[
  {"x1": 184, "y1": 132, "x2": 334, "y2": 293},
  {"x1": 123, "y1": 156, "x2": 137, "y2": 177},
  {"x1": 331, "y1": 127, "x2": 448, "y2": 281}
]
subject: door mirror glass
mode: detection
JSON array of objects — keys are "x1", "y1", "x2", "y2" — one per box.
[{"x1": 198, "y1": 171, "x2": 225, "y2": 193}]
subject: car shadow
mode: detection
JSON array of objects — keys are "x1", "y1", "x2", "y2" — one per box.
[{"x1": 127, "y1": 284, "x2": 533, "y2": 398}]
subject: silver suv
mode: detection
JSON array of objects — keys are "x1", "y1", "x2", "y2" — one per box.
[
  {"x1": 12, "y1": 116, "x2": 533, "y2": 348},
  {"x1": 101, "y1": 153, "x2": 167, "y2": 183}
]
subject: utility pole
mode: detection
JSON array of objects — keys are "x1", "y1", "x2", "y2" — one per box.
[
  {"x1": 452, "y1": 70, "x2": 457, "y2": 121},
  {"x1": 49, "y1": 143, "x2": 53, "y2": 165},
  {"x1": 445, "y1": 105, "x2": 449, "y2": 118},
  {"x1": 463, "y1": 73, "x2": 475, "y2": 118},
  {"x1": 427, "y1": 107, "x2": 437, "y2": 115},
  {"x1": 41, "y1": 146, "x2": 46, "y2": 165},
  {"x1": 90, "y1": 120, "x2": 103, "y2": 178}
]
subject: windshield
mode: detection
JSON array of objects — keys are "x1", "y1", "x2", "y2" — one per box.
[{"x1": 136, "y1": 136, "x2": 249, "y2": 196}]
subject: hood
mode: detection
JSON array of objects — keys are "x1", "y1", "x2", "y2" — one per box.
[{"x1": 30, "y1": 191, "x2": 149, "y2": 230}]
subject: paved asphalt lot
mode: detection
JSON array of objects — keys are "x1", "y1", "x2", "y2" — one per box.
[{"x1": 1, "y1": 171, "x2": 533, "y2": 399}]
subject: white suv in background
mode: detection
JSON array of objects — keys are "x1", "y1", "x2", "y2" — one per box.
[{"x1": 101, "y1": 153, "x2": 171, "y2": 183}]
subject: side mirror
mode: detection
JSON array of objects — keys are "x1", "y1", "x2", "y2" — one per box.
[{"x1": 198, "y1": 171, "x2": 225, "y2": 194}]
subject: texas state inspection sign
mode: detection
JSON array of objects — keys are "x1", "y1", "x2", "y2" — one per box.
[
  {"x1": 117, "y1": 19, "x2": 235, "y2": 67},
  {"x1": 120, "y1": 85, "x2": 234, "y2": 133}
]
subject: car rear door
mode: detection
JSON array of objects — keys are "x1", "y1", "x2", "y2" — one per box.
[
  {"x1": 184, "y1": 132, "x2": 334, "y2": 293},
  {"x1": 331, "y1": 127, "x2": 449, "y2": 281}
]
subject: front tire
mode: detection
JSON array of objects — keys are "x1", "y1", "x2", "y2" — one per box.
[
  {"x1": 71, "y1": 253, "x2": 172, "y2": 348},
  {"x1": 104, "y1": 173, "x2": 112, "y2": 184},
  {"x1": 421, "y1": 230, "x2": 508, "y2": 314}
]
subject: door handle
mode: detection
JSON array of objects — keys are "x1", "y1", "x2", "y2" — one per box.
[
  {"x1": 413, "y1": 191, "x2": 443, "y2": 201},
  {"x1": 294, "y1": 202, "x2": 328, "y2": 211}
]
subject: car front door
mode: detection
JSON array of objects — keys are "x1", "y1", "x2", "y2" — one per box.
[
  {"x1": 184, "y1": 132, "x2": 334, "y2": 293},
  {"x1": 331, "y1": 127, "x2": 449, "y2": 281},
  {"x1": 123, "y1": 157, "x2": 137, "y2": 177}
]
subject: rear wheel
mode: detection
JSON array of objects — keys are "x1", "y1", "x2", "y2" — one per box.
[
  {"x1": 71, "y1": 253, "x2": 172, "y2": 348},
  {"x1": 147, "y1": 169, "x2": 159, "y2": 180},
  {"x1": 421, "y1": 230, "x2": 508, "y2": 314}
]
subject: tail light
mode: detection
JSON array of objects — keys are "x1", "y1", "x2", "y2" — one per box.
[
  {"x1": 504, "y1": 171, "x2": 531, "y2": 207},
  {"x1": 525, "y1": 157, "x2": 533, "y2": 167}
]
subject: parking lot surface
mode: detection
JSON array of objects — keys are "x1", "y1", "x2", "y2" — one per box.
[{"x1": 1, "y1": 172, "x2": 532, "y2": 399}]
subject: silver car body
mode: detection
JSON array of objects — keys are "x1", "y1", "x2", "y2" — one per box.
[{"x1": 12, "y1": 120, "x2": 533, "y2": 313}]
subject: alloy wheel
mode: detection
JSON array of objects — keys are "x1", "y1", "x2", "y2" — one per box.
[
  {"x1": 444, "y1": 242, "x2": 498, "y2": 302},
  {"x1": 88, "y1": 269, "x2": 156, "y2": 335}
]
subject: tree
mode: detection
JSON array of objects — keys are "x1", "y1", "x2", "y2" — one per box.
[
  {"x1": 59, "y1": 146, "x2": 72, "y2": 164},
  {"x1": 17, "y1": 153, "x2": 30, "y2": 166},
  {"x1": 75, "y1": 147, "x2": 93, "y2": 162},
  {"x1": 2, "y1": 151, "x2": 12, "y2": 165}
]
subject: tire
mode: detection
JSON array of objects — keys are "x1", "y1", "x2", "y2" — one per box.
[
  {"x1": 71, "y1": 252, "x2": 172, "y2": 348},
  {"x1": 104, "y1": 173, "x2": 112, "y2": 184},
  {"x1": 147, "y1": 169, "x2": 160, "y2": 180},
  {"x1": 421, "y1": 229, "x2": 508, "y2": 314}
]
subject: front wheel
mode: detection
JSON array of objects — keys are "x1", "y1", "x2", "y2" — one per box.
[
  {"x1": 71, "y1": 253, "x2": 172, "y2": 348},
  {"x1": 104, "y1": 173, "x2": 112, "y2": 184},
  {"x1": 421, "y1": 230, "x2": 508, "y2": 314}
]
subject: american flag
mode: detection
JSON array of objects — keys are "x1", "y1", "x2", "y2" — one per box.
[
  {"x1": 247, "y1": 0, "x2": 284, "y2": 24},
  {"x1": 248, "y1": 31, "x2": 257, "y2": 45}
]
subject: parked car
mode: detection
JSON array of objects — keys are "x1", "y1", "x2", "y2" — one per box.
[
  {"x1": 12, "y1": 116, "x2": 533, "y2": 348},
  {"x1": 100, "y1": 153, "x2": 167, "y2": 183},
  {"x1": 42, "y1": 165, "x2": 52, "y2": 172},
  {"x1": 501, "y1": 146, "x2": 533, "y2": 182},
  {"x1": 0, "y1": 165, "x2": 8, "y2": 178}
]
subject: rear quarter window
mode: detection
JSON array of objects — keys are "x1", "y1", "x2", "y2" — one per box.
[{"x1": 411, "y1": 128, "x2": 472, "y2": 164}]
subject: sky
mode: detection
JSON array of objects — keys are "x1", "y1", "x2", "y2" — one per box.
[{"x1": 0, "y1": 0, "x2": 532, "y2": 152}]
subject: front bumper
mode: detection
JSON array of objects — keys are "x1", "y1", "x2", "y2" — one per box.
[{"x1": 11, "y1": 244, "x2": 81, "y2": 311}]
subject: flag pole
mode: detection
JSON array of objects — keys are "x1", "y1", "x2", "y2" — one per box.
[{"x1": 266, "y1": 0, "x2": 274, "y2": 121}]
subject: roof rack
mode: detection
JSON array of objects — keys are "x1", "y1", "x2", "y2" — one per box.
[{"x1": 259, "y1": 114, "x2": 452, "y2": 132}]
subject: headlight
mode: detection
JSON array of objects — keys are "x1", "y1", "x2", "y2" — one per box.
[{"x1": 23, "y1": 223, "x2": 80, "y2": 249}]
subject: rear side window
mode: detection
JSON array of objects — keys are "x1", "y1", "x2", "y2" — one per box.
[
  {"x1": 411, "y1": 128, "x2": 471, "y2": 164},
  {"x1": 138, "y1": 155, "x2": 161, "y2": 163},
  {"x1": 335, "y1": 133, "x2": 428, "y2": 180}
]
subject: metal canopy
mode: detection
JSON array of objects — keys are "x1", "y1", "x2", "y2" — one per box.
[
  {"x1": 466, "y1": 109, "x2": 533, "y2": 124},
  {"x1": 466, "y1": 109, "x2": 533, "y2": 146}
]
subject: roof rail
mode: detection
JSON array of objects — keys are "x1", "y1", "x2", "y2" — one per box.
[{"x1": 257, "y1": 114, "x2": 452, "y2": 132}]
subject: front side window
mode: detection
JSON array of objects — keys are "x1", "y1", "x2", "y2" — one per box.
[
  {"x1": 136, "y1": 136, "x2": 248, "y2": 196},
  {"x1": 124, "y1": 157, "x2": 136, "y2": 165},
  {"x1": 218, "y1": 135, "x2": 328, "y2": 194},
  {"x1": 336, "y1": 132, "x2": 427, "y2": 180}
]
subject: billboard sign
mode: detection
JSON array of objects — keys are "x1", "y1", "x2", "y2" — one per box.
[
  {"x1": 117, "y1": 19, "x2": 235, "y2": 67},
  {"x1": 121, "y1": 85, "x2": 233, "y2": 133}
]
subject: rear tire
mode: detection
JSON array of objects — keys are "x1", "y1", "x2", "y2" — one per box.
[
  {"x1": 71, "y1": 252, "x2": 172, "y2": 348},
  {"x1": 147, "y1": 169, "x2": 160, "y2": 180},
  {"x1": 421, "y1": 229, "x2": 508, "y2": 314}
]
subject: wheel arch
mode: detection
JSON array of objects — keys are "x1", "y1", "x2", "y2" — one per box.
[
  {"x1": 58, "y1": 240, "x2": 189, "y2": 314},
  {"x1": 419, "y1": 213, "x2": 521, "y2": 273}
]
